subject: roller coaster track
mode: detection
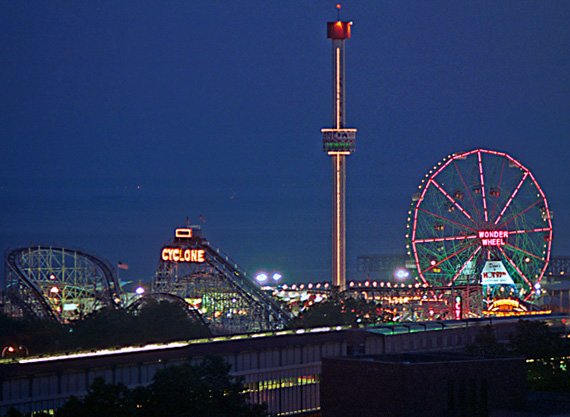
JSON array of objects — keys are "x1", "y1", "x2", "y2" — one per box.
[
  {"x1": 4, "y1": 245, "x2": 121, "y2": 322},
  {"x1": 153, "y1": 230, "x2": 290, "y2": 333},
  {"x1": 202, "y1": 240, "x2": 291, "y2": 324}
]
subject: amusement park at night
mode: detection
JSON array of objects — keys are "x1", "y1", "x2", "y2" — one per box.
[
  {"x1": 4, "y1": 146, "x2": 566, "y2": 332},
  {"x1": 2, "y1": 2, "x2": 570, "y2": 416},
  {"x1": 2, "y1": 11, "x2": 564, "y2": 335},
  {"x1": 2, "y1": 150, "x2": 569, "y2": 414}
]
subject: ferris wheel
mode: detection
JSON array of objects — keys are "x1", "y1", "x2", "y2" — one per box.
[{"x1": 406, "y1": 149, "x2": 552, "y2": 301}]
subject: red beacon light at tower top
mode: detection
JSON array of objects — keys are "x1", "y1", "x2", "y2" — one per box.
[
  {"x1": 327, "y1": 5, "x2": 352, "y2": 39},
  {"x1": 327, "y1": 21, "x2": 352, "y2": 39}
]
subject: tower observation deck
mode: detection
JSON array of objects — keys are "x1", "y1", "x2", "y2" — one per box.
[{"x1": 322, "y1": 13, "x2": 356, "y2": 291}]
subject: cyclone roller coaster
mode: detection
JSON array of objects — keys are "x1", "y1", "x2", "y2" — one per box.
[
  {"x1": 152, "y1": 227, "x2": 290, "y2": 334},
  {"x1": 4, "y1": 228, "x2": 290, "y2": 334}
]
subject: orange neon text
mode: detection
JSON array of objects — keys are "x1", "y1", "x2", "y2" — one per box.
[{"x1": 161, "y1": 248, "x2": 205, "y2": 263}]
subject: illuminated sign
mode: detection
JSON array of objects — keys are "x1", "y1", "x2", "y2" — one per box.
[
  {"x1": 322, "y1": 128, "x2": 356, "y2": 153},
  {"x1": 490, "y1": 299, "x2": 523, "y2": 309},
  {"x1": 161, "y1": 247, "x2": 205, "y2": 263},
  {"x1": 481, "y1": 261, "x2": 514, "y2": 285},
  {"x1": 486, "y1": 298, "x2": 527, "y2": 315},
  {"x1": 478, "y1": 230, "x2": 508, "y2": 246},
  {"x1": 175, "y1": 228, "x2": 193, "y2": 238},
  {"x1": 454, "y1": 296, "x2": 462, "y2": 320}
]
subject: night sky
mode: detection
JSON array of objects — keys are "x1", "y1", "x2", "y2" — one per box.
[{"x1": 2, "y1": 2, "x2": 569, "y2": 286}]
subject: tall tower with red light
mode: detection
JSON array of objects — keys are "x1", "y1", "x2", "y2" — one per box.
[{"x1": 322, "y1": 5, "x2": 356, "y2": 291}]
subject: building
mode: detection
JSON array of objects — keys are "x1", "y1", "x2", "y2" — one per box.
[
  {"x1": 0, "y1": 316, "x2": 543, "y2": 416},
  {"x1": 321, "y1": 353, "x2": 527, "y2": 417}
]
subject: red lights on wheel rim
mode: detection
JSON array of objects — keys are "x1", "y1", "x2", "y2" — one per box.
[{"x1": 407, "y1": 149, "x2": 552, "y2": 300}]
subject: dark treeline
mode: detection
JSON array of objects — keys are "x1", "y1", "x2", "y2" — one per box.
[
  {"x1": 286, "y1": 289, "x2": 392, "y2": 329},
  {"x1": 467, "y1": 320, "x2": 570, "y2": 393},
  {"x1": 2, "y1": 355, "x2": 270, "y2": 417},
  {"x1": 0, "y1": 300, "x2": 211, "y2": 356}
]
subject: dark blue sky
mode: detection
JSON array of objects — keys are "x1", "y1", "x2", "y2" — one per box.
[{"x1": 2, "y1": 1, "x2": 569, "y2": 285}]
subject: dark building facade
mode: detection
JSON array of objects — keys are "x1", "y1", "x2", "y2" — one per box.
[{"x1": 321, "y1": 353, "x2": 527, "y2": 417}]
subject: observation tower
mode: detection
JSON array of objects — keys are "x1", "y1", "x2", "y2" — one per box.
[{"x1": 321, "y1": 6, "x2": 356, "y2": 291}]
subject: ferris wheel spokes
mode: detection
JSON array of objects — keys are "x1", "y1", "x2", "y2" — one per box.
[
  {"x1": 414, "y1": 235, "x2": 478, "y2": 244},
  {"x1": 452, "y1": 159, "x2": 483, "y2": 225},
  {"x1": 416, "y1": 207, "x2": 479, "y2": 233},
  {"x1": 493, "y1": 171, "x2": 529, "y2": 226},
  {"x1": 450, "y1": 246, "x2": 482, "y2": 285},
  {"x1": 509, "y1": 227, "x2": 551, "y2": 235},
  {"x1": 430, "y1": 179, "x2": 473, "y2": 221},
  {"x1": 489, "y1": 156, "x2": 507, "y2": 223},
  {"x1": 503, "y1": 242, "x2": 544, "y2": 262},
  {"x1": 416, "y1": 240, "x2": 480, "y2": 276},
  {"x1": 498, "y1": 246, "x2": 533, "y2": 289},
  {"x1": 495, "y1": 199, "x2": 542, "y2": 230},
  {"x1": 477, "y1": 151, "x2": 489, "y2": 223}
]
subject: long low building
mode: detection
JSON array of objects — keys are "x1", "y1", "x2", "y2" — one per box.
[{"x1": 0, "y1": 316, "x2": 560, "y2": 416}]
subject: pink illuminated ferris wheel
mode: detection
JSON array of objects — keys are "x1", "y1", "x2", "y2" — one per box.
[{"x1": 406, "y1": 149, "x2": 553, "y2": 301}]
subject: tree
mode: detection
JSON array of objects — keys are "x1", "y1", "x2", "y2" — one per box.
[
  {"x1": 68, "y1": 308, "x2": 137, "y2": 350},
  {"x1": 287, "y1": 289, "x2": 384, "y2": 329},
  {"x1": 53, "y1": 355, "x2": 269, "y2": 417},
  {"x1": 146, "y1": 355, "x2": 268, "y2": 417},
  {"x1": 0, "y1": 312, "x2": 66, "y2": 355},
  {"x1": 509, "y1": 319, "x2": 565, "y2": 359},
  {"x1": 465, "y1": 325, "x2": 508, "y2": 356},
  {"x1": 508, "y1": 319, "x2": 570, "y2": 393},
  {"x1": 56, "y1": 378, "x2": 138, "y2": 417},
  {"x1": 66, "y1": 300, "x2": 210, "y2": 351},
  {"x1": 133, "y1": 299, "x2": 210, "y2": 344},
  {"x1": 467, "y1": 320, "x2": 570, "y2": 393}
]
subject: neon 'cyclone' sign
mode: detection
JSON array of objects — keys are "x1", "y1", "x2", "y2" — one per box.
[
  {"x1": 478, "y1": 231, "x2": 508, "y2": 246},
  {"x1": 161, "y1": 247, "x2": 205, "y2": 263}
]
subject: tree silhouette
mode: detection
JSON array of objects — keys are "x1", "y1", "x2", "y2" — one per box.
[
  {"x1": 465, "y1": 324, "x2": 508, "y2": 356},
  {"x1": 287, "y1": 289, "x2": 385, "y2": 329},
  {"x1": 508, "y1": 320, "x2": 570, "y2": 392},
  {"x1": 0, "y1": 300, "x2": 210, "y2": 357},
  {"x1": 146, "y1": 355, "x2": 268, "y2": 417},
  {"x1": 56, "y1": 378, "x2": 137, "y2": 417},
  {"x1": 466, "y1": 319, "x2": 570, "y2": 393},
  {"x1": 49, "y1": 355, "x2": 269, "y2": 417}
]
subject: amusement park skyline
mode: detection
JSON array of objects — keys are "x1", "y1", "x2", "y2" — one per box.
[{"x1": 2, "y1": 2, "x2": 570, "y2": 286}]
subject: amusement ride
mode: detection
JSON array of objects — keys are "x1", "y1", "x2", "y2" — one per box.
[{"x1": 406, "y1": 149, "x2": 553, "y2": 315}]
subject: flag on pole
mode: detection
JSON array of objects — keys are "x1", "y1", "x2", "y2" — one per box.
[
  {"x1": 199, "y1": 214, "x2": 206, "y2": 224},
  {"x1": 118, "y1": 262, "x2": 129, "y2": 270}
]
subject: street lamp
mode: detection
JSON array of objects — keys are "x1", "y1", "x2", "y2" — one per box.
[
  {"x1": 256, "y1": 272, "x2": 283, "y2": 285},
  {"x1": 394, "y1": 268, "x2": 410, "y2": 281},
  {"x1": 255, "y1": 273, "x2": 268, "y2": 284}
]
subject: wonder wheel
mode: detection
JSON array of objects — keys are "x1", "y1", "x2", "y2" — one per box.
[{"x1": 406, "y1": 149, "x2": 552, "y2": 301}]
